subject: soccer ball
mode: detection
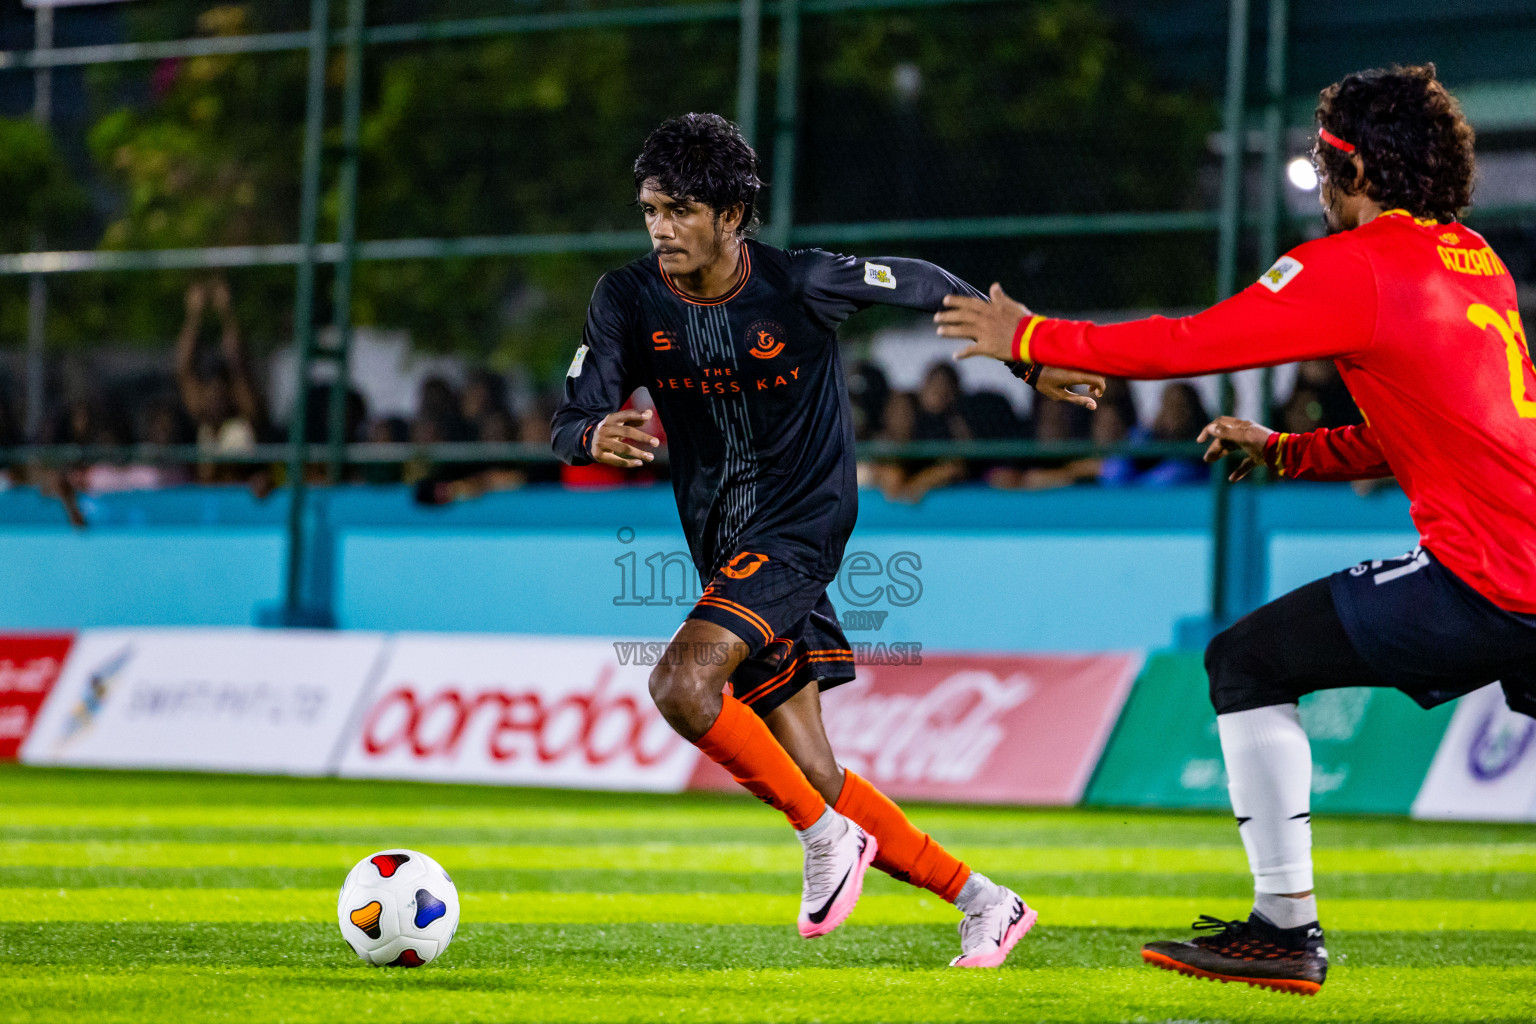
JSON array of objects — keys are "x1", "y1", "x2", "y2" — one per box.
[{"x1": 337, "y1": 848, "x2": 460, "y2": 967}]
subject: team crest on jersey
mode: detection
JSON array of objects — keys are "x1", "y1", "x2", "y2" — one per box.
[
  {"x1": 746, "y1": 320, "x2": 786, "y2": 360},
  {"x1": 721, "y1": 551, "x2": 770, "y2": 579},
  {"x1": 1258, "y1": 256, "x2": 1303, "y2": 293},
  {"x1": 1439, "y1": 231, "x2": 1460, "y2": 245},
  {"x1": 864, "y1": 262, "x2": 897, "y2": 289},
  {"x1": 567, "y1": 344, "x2": 589, "y2": 377}
]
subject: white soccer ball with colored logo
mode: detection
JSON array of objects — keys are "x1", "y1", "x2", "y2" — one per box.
[{"x1": 338, "y1": 848, "x2": 460, "y2": 967}]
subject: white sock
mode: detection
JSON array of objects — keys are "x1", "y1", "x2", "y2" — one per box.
[
  {"x1": 1218, "y1": 704, "x2": 1315, "y2": 895},
  {"x1": 1255, "y1": 891, "x2": 1319, "y2": 930},
  {"x1": 955, "y1": 871, "x2": 1004, "y2": 914},
  {"x1": 796, "y1": 806, "x2": 846, "y2": 846}
]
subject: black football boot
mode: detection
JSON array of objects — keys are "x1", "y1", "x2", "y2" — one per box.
[{"x1": 1141, "y1": 912, "x2": 1328, "y2": 995}]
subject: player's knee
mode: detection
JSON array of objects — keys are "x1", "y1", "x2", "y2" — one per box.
[
  {"x1": 1205, "y1": 619, "x2": 1290, "y2": 716},
  {"x1": 647, "y1": 660, "x2": 719, "y2": 727}
]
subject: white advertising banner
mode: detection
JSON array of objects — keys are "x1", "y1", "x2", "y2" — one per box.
[
  {"x1": 1413, "y1": 683, "x2": 1536, "y2": 822},
  {"x1": 21, "y1": 628, "x2": 385, "y2": 775},
  {"x1": 336, "y1": 634, "x2": 697, "y2": 791}
]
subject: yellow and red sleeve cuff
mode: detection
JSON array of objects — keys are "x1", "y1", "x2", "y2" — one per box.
[
  {"x1": 1264, "y1": 431, "x2": 1291, "y2": 477},
  {"x1": 1011, "y1": 315, "x2": 1046, "y2": 362}
]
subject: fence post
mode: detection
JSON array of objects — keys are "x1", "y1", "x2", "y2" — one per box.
[
  {"x1": 765, "y1": 0, "x2": 799, "y2": 247},
  {"x1": 23, "y1": 4, "x2": 53, "y2": 443},
  {"x1": 1208, "y1": 0, "x2": 1250, "y2": 625},
  {"x1": 280, "y1": 0, "x2": 334, "y2": 625},
  {"x1": 1257, "y1": 0, "x2": 1289, "y2": 431},
  {"x1": 327, "y1": 0, "x2": 368, "y2": 484},
  {"x1": 735, "y1": 0, "x2": 762, "y2": 145}
]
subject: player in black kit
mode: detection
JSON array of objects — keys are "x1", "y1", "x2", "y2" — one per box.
[{"x1": 552, "y1": 113, "x2": 1103, "y2": 965}]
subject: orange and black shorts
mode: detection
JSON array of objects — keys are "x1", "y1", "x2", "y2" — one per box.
[{"x1": 686, "y1": 554, "x2": 856, "y2": 718}]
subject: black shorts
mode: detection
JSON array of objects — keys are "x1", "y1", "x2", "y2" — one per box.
[
  {"x1": 1330, "y1": 546, "x2": 1536, "y2": 715},
  {"x1": 1207, "y1": 546, "x2": 1536, "y2": 718},
  {"x1": 685, "y1": 553, "x2": 855, "y2": 718}
]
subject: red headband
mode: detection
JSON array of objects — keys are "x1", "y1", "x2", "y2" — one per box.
[{"x1": 1318, "y1": 127, "x2": 1356, "y2": 154}]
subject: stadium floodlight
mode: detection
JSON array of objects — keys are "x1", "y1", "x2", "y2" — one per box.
[{"x1": 1286, "y1": 156, "x2": 1319, "y2": 191}]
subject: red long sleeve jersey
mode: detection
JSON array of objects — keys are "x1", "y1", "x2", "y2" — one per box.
[{"x1": 1020, "y1": 209, "x2": 1536, "y2": 615}]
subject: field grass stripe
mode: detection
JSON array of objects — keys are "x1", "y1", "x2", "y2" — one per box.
[
  {"x1": 5, "y1": 839, "x2": 1533, "y2": 874},
  {"x1": 6, "y1": 964, "x2": 1536, "y2": 1024},
  {"x1": 4, "y1": 866, "x2": 1529, "y2": 900},
  {"x1": 6, "y1": 888, "x2": 1533, "y2": 930}
]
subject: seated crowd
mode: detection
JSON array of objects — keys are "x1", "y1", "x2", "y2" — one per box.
[{"x1": 0, "y1": 285, "x2": 1363, "y2": 505}]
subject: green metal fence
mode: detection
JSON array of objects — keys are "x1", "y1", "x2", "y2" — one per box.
[{"x1": 0, "y1": 0, "x2": 1531, "y2": 626}]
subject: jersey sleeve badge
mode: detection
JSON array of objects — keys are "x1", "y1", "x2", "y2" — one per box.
[
  {"x1": 1258, "y1": 255, "x2": 1303, "y2": 293},
  {"x1": 567, "y1": 344, "x2": 589, "y2": 377},
  {"x1": 864, "y1": 262, "x2": 897, "y2": 289}
]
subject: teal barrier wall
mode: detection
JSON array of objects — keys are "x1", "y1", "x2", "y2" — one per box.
[
  {"x1": 0, "y1": 483, "x2": 1415, "y2": 647},
  {"x1": 1085, "y1": 651, "x2": 1455, "y2": 814}
]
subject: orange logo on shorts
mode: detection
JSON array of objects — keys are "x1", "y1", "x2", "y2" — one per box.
[
  {"x1": 721, "y1": 551, "x2": 770, "y2": 579},
  {"x1": 746, "y1": 320, "x2": 786, "y2": 360}
]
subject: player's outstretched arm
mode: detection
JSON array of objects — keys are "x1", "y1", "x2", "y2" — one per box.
[
  {"x1": 1199, "y1": 415, "x2": 1391, "y2": 482},
  {"x1": 936, "y1": 236, "x2": 1377, "y2": 380}
]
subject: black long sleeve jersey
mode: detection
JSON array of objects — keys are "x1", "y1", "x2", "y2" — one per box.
[{"x1": 552, "y1": 240, "x2": 984, "y2": 583}]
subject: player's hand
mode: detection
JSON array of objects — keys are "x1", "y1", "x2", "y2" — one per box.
[
  {"x1": 1199, "y1": 415, "x2": 1274, "y2": 481},
  {"x1": 1035, "y1": 366, "x2": 1104, "y2": 410},
  {"x1": 590, "y1": 408, "x2": 660, "y2": 468},
  {"x1": 937, "y1": 282, "x2": 1032, "y2": 362}
]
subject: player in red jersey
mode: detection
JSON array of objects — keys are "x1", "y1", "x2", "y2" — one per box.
[{"x1": 937, "y1": 64, "x2": 1536, "y2": 994}]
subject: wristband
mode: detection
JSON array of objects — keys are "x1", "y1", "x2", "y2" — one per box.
[{"x1": 1006, "y1": 361, "x2": 1043, "y2": 389}]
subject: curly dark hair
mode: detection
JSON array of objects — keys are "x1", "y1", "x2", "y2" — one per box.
[
  {"x1": 633, "y1": 113, "x2": 763, "y2": 235},
  {"x1": 1314, "y1": 63, "x2": 1475, "y2": 223}
]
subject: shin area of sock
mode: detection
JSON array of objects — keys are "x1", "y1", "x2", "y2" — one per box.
[
  {"x1": 833, "y1": 769, "x2": 970, "y2": 901},
  {"x1": 694, "y1": 694, "x2": 826, "y2": 831}
]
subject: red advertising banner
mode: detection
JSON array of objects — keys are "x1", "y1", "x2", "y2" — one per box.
[
  {"x1": 0, "y1": 634, "x2": 73, "y2": 761},
  {"x1": 689, "y1": 652, "x2": 1143, "y2": 805},
  {"x1": 336, "y1": 635, "x2": 699, "y2": 791}
]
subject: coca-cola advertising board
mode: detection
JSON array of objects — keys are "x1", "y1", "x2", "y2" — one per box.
[
  {"x1": 21, "y1": 628, "x2": 385, "y2": 775},
  {"x1": 689, "y1": 652, "x2": 1144, "y2": 804},
  {"x1": 1413, "y1": 683, "x2": 1536, "y2": 822},
  {"x1": 0, "y1": 634, "x2": 73, "y2": 760},
  {"x1": 336, "y1": 634, "x2": 698, "y2": 791}
]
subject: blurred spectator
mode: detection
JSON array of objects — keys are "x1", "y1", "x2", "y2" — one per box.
[
  {"x1": 1011, "y1": 378, "x2": 1138, "y2": 489},
  {"x1": 871, "y1": 362, "x2": 970, "y2": 504},
  {"x1": 984, "y1": 378, "x2": 1091, "y2": 489},
  {"x1": 1279, "y1": 360, "x2": 1362, "y2": 434},
  {"x1": 175, "y1": 278, "x2": 267, "y2": 482},
  {"x1": 359, "y1": 415, "x2": 409, "y2": 485},
  {"x1": 846, "y1": 360, "x2": 891, "y2": 441},
  {"x1": 444, "y1": 407, "x2": 529, "y2": 500},
  {"x1": 1139, "y1": 381, "x2": 1209, "y2": 486},
  {"x1": 77, "y1": 392, "x2": 187, "y2": 494},
  {"x1": 997, "y1": 379, "x2": 1206, "y2": 490},
  {"x1": 414, "y1": 376, "x2": 472, "y2": 444},
  {"x1": 461, "y1": 369, "x2": 511, "y2": 434}
]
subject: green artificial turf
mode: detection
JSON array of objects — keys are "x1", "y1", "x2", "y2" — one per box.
[{"x1": 3, "y1": 765, "x2": 1534, "y2": 1023}]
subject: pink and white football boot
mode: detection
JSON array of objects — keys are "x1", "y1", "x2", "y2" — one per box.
[
  {"x1": 950, "y1": 888, "x2": 1037, "y2": 967},
  {"x1": 797, "y1": 818, "x2": 878, "y2": 938}
]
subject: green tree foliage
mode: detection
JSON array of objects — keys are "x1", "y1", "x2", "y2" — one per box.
[
  {"x1": 73, "y1": 0, "x2": 1215, "y2": 379},
  {"x1": 0, "y1": 117, "x2": 90, "y2": 346}
]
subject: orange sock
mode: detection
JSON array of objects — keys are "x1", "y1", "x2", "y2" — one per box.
[
  {"x1": 834, "y1": 770, "x2": 970, "y2": 902},
  {"x1": 694, "y1": 695, "x2": 826, "y2": 831}
]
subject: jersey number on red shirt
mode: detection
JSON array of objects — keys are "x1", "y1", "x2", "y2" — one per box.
[{"x1": 1467, "y1": 305, "x2": 1536, "y2": 419}]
